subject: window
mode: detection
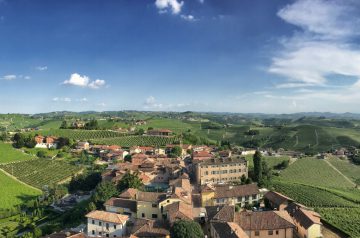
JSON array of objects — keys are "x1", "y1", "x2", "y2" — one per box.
[
  {"x1": 99, "y1": 232, "x2": 102, "y2": 235},
  {"x1": 142, "y1": 213, "x2": 145, "y2": 218},
  {"x1": 276, "y1": 230, "x2": 279, "y2": 235},
  {"x1": 152, "y1": 214, "x2": 158, "y2": 219},
  {"x1": 92, "y1": 220, "x2": 95, "y2": 224},
  {"x1": 92, "y1": 230, "x2": 95, "y2": 235},
  {"x1": 152, "y1": 204, "x2": 157, "y2": 208},
  {"x1": 106, "y1": 223, "x2": 109, "y2": 230},
  {"x1": 106, "y1": 234, "x2": 109, "y2": 238},
  {"x1": 114, "y1": 225, "x2": 117, "y2": 229},
  {"x1": 268, "y1": 230, "x2": 273, "y2": 235},
  {"x1": 205, "y1": 171, "x2": 208, "y2": 175},
  {"x1": 99, "y1": 221, "x2": 102, "y2": 226},
  {"x1": 255, "y1": 231, "x2": 259, "y2": 236},
  {"x1": 252, "y1": 194, "x2": 257, "y2": 200}
]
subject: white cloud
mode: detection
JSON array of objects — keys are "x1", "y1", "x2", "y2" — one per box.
[
  {"x1": 155, "y1": 0, "x2": 184, "y2": 14},
  {"x1": 63, "y1": 73, "x2": 106, "y2": 89},
  {"x1": 1, "y1": 75, "x2": 16, "y2": 80},
  {"x1": 24, "y1": 76, "x2": 31, "y2": 80},
  {"x1": 143, "y1": 96, "x2": 189, "y2": 110},
  {"x1": 88, "y1": 79, "x2": 106, "y2": 89},
  {"x1": 180, "y1": 14, "x2": 196, "y2": 21},
  {"x1": 52, "y1": 97, "x2": 72, "y2": 102},
  {"x1": 269, "y1": 0, "x2": 360, "y2": 87},
  {"x1": 78, "y1": 98, "x2": 88, "y2": 102},
  {"x1": 36, "y1": 66, "x2": 47, "y2": 71}
]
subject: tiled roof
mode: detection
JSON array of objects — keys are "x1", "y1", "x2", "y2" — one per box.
[
  {"x1": 199, "y1": 156, "x2": 247, "y2": 165},
  {"x1": 206, "y1": 205, "x2": 235, "y2": 222},
  {"x1": 235, "y1": 211, "x2": 295, "y2": 231},
  {"x1": 286, "y1": 203, "x2": 321, "y2": 229},
  {"x1": 264, "y1": 191, "x2": 293, "y2": 206},
  {"x1": 119, "y1": 188, "x2": 138, "y2": 199},
  {"x1": 165, "y1": 202, "x2": 193, "y2": 224},
  {"x1": 86, "y1": 210, "x2": 129, "y2": 224},
  {"x1": 41, "y1": 231, "x2": 86, "y2": 238},
  {"x1": 128, "y1": 218, "x2": 170, "y2": 237},
  {"x1": 104, "y1": 197, "x2": 137, "y2": 213},
  {"x1": 211, "y1": 221, "x2": 249, "y2": 238},
  {"x1": 137, "y1": 191, "x2": 166, "y2": 203},
  {"x1": 213, "y1": 184, "x2": 260, "y2": 199}
]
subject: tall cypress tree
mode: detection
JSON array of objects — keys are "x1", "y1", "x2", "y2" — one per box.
[{"x1": 253, "y1": 150, "x2": 263, "y2": 182}]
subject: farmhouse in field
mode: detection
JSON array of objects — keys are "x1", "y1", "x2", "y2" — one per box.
[
  {"x1": 35, "y1": 135, "x2": 58, "y2": 149},
  {"x1": 147, "y1": 129, "x2": 173, "y2": 137}
]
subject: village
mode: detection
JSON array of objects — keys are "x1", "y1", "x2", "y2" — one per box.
[{"x1": 34, "y1": 128, "x2": 324, "y2": 238}]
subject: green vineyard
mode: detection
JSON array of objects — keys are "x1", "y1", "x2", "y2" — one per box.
[
  {"x1": 29, "y1": 129, "x2": 126, "y2": 140},
  {"x1": 93, "y1": 135, "x2": 177, "y2": 147},
  {"x1": 0, "y1": 159, "x2": 82, "y2": 189}
]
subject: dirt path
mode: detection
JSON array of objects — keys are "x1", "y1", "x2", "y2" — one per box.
[
  {"x1": 314, "y1": 129, "x2": 319, "y2": 147},
  {"x1": 0, "y1": 168, "x2": 42, "y2": 192},
  {"x1": 324, "y1": 159, "x2": 357, "y2": 187}
]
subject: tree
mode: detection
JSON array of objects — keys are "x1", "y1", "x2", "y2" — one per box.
[
  {"x1": 170, "y1": 146, "x2": 182, "y2": 158},
  {"x1": 240, "y1": 174, "x2": 247, "y2": 185},
  {"x1": 170, "y1": 220, "x2": 204, "y2": 238},
  {"x1": 137, "y1": 128, "x2": 145, "y2": 135},
  {"x1": 57, "y1": 137, "x2": 70, "y2": 149},
  {"x1": 85, "y1": 119, "x2": 99, "y2": 130},
  {"x1": 32, "y1": 227, "x2": 42, "y2": 238},
  {"x1": 117, "y1": 172, "x2": 143, "y2": 192},
  {"x1": 0, "y1": 132, "x2": 8, "y2": 141},
  {"x1": 93, "y1": 181, "x2": 118, "y2": 208},
  {"x1": 124, "y1": 154, "x2": 132, "y2": 163},
  {"x1": 86, "y1": 202, "x2": 97, "y2": 212},
  {"x1": 253, "y1": 151, "x2": 263, "y2": 182},
  {"x1": 259, "y1": 161, "x2": 272, "y2": 187},
  {"x1": 36, "y1": 150, "x2": 46, "y2": 158},
  {"x1": 60, "y1": 120, "x2": 68, "y2": 129}
]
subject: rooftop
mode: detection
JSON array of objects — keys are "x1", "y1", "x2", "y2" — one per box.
[{"x1": 86, "y1": 210, "x2": 129, "y2": 224}]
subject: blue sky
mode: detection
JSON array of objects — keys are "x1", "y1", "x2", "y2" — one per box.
[{"x1": 1, "y1": 0, "x2": 360, "y2": 113}]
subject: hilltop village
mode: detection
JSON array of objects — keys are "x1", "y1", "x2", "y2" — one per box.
[{"x1": 27, "y1": 129, "x2": 323, "y2": 238}]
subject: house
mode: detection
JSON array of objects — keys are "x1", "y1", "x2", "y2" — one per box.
[
  {"x1": 219, "y1": 150, "x2": 232, "y2": 158},
  {"x1": 105, "y1": 197, "x2": 137, "y2": 220},
  {"x1": 205, "y1": 205, "x2": 238, "y2": 238},
  {"x1": 235, "y1": 211, "x2": 295, "y2": 238},
  {"x1": 127, "y1": 219, "x2": 170, "y2": 238},
  {"x1": 35, "y1": 135, "x2": 58, "y2": 149},
  {"x1": 40, "y1": 231, "x2": 86, "y2": 238},
  {"x1": 195, "y1": 156, "x2": 248, "y2": 185},
  {"x1": 147, "y1": 129, "x2": 173, "y2": 137},
  {"x1": 211, "y1": 221, "x2": 249, "y2": 238},
  {"x1": 201, "y1": 184, "x2": 261, "y2": 207},
  {"x1": 192, "y1": 150, "x2": 213, "y2": 161},
  {"x1": 73, "y1": 121, "x2": 85, "y2": 129},
  {"x1": 241, "y1": 150, "x2": 256, "y2": 156},
  {"x1": 164, "y1": 201, "x2": 193, "y2": 225},
  {"x1": 86, "y1": 210, "x2": 129, "y2": 237},
  {"x1": 264, "y1": 191, "x2": 293, "y2": 211},
  {"x1": 76, "y1": 142, "x2": 90, "y2": 150},
  {"x1": 286, "y1": 203, "x2": 323, "y2": 238},
  {"x1": 119, "y1": 189, "x2": 166, "y2": 220}
]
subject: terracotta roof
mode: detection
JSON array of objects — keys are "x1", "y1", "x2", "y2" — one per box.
[
  {"x1": 171, "y1": 187, "x2": 192, "y2": 204},
  {"x1": 137, "y1": 191, "x2": 166, "y2": 203},
  {"x1": 199, "y1": 156, "x2": 247, "y2": 165},
  {"x1": 213, "y1": 184, "x2": 260, "y2": 199},
  {"x1": 86, "y1": 210, "x2": 129, "y2": 224},
  {"x1": 286, "y1": 203, "x2": 321, "y2": 229},
  {"x1": 165, "y1": 202, "x2": 193, "y2": 224},
  {"x1": 206, "y1": 205, "x2": 235, "y2": 222},
  {"x1": 119, "y1": 188, "x2": 138, "y2": 199},
  {"x1": 104, "y1": 197, "x2": 137, "y2": 213},
  {"x1": 128, "y1": 218, "x2": 170, "y2": 238},
  {"x1": 235, "y1": 211, "x2": 295, "y2": 231},
  {"x1": 211, "y1": 221, "x2": 249, "y2": 238},
  {"x1": 264, "y1": 191, "x2": 293, "y2": 206}
]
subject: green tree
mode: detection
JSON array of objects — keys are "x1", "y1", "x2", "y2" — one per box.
[
  {"x1": 170, "y1": 146, "x2": 182, "y2": 157},
  {"x1": 60, "y1": 120, "x2": 68, "y2": 129},
  {"x1": 0, "y1": 132, "x2": 8, "y2": 141},
  {"x1": 93, "y1": 181, "x2": 118, "y2": 208},
  {"x1": 124, "y1": 154, "x2": 132, "y2": 163},
  {"x1": 86, "y1": 202, "x2": 97, "y2": 212},
  {"x1": 36, "y1": 150, "x2": 46, "y2": 158},
  {"x1": 32, "y1": 227, "x2": 42, "y2": 238},
  {"x1": 253, "y1": 151, "x2": 263, "y2": 182},
  {"x1": 170, "y1": 220, "x2": 204, "y2": 238},
  {"x1": 117, "y1": 172, "x2": 143, "y2": 192}
]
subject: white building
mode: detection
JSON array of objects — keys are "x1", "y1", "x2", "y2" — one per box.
[{"x1": 86, "y1": 210, "x2": 129, "y2": 238}]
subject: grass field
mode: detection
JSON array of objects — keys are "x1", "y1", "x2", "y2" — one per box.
[
  {"x1": 0, "y1": 159, "x2": 82, "y2": 189},
  {"x1": 277, "y1": 157, "x2": 354, "y2": 188},
  {"x1": 327, "y1": 157, "x2": 360, "y2": 183},
  {"x1": 0, "y1": 142, "x2": 34, "y2": 164},
  {"x1": 0, "y1": 170, "x2": 41, "y2": 209},
  {"x1": 244, "y1": 155, "x2": 289, "y2": 169},
  {"x1": 93, "y1": 135, "x2": 177, "y2": 147}
]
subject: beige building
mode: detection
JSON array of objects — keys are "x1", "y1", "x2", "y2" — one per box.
[
  {"x1": 196, "y1": 156, "x2": 248, "y2": 185},
  {"x1": 235, "y1": 211, "x2": 295, "y2": 238}
]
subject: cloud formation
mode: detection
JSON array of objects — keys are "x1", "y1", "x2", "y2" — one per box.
[
  {"x1": 2, "y1": 75, "x2": 17, "y2": 80},
  {"x1": 269, "y1": 0, "x2": 360, "y2": 88},
  {"x1": 181, "y1": 14, "x2": 196, "y2": 21},
  {"x1": 52, "y1": 97, "x2": 71, "y2": 102},
  {"x1": 36, "y1": 66, "x2": 48, "y2": 71},
  {"x1": 63, "y1": 73, "x2": 106, "y2": 89},
  {"x1": 155, "y1": 0, "x2": 184, "y2": 14},
  {"x1": 144, "y1": 96, "x2": 189, "y2": 110}
]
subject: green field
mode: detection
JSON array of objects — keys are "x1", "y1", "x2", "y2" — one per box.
[
  {"x1": 28, "y1": 129, "x2": 125, "y2": 140},
  {"x1": 0, "y1": 159, "x2": 82, "y2": 189},
  {"x1": 327, "y1": 157, "x2": 360, "y2": 182},
  {"x1": 93, "y1": 135, "x2": 177, "y2": 147},
  {"x1": 0, "y1": 170, "x2": 41, "y2": 209},
  {"x1": 0, "y1": 142, "x2": 34, "y2": 164},
  {"x1": 277, "y1": 158, "x2": 354, "y2": 188},
  {"x1": 244, "y1": 155, "x2": 289, "y2": 169}
]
